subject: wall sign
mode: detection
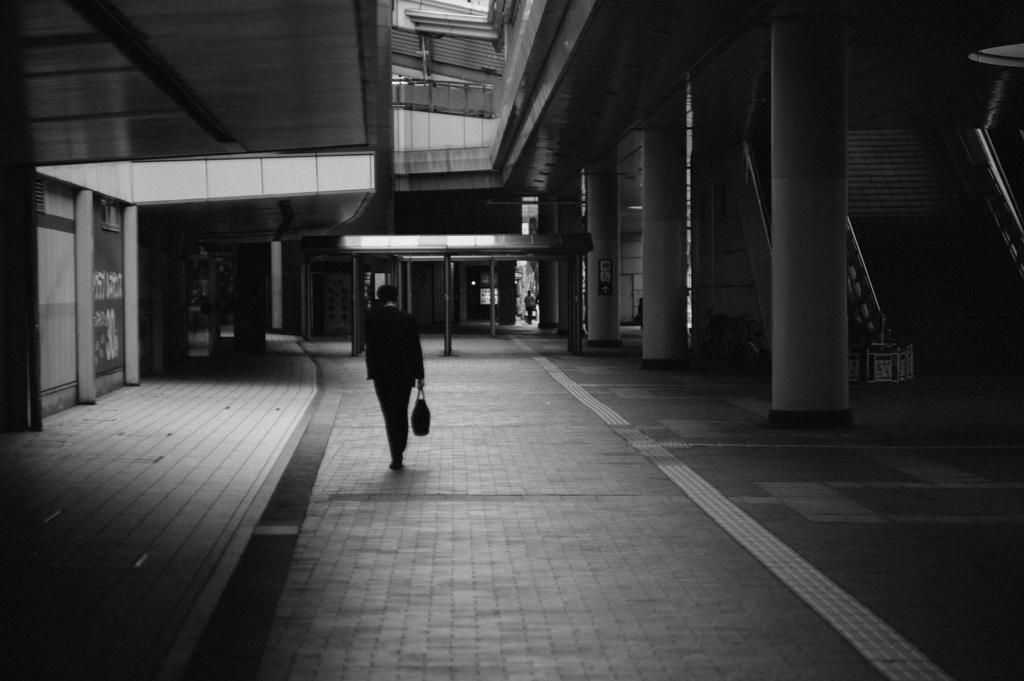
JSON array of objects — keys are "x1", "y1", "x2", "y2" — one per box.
[{"x1": 598, "y1": 259, "x2": 613, "y2": 296}]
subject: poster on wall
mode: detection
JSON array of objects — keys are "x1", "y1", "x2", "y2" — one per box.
[{"x1": 94, "y1": 206, "x2": 124, "y2": 374}]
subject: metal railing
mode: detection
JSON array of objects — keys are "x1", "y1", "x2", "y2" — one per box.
[
  {"x1": 392, "y1": 79, "x2": 495, "y2": 119},
  {"x1": 846, "y1": 217, "x2": 885, "y2": 342},
  {"x1": 944, "y1": 129, "x2": 1024, "y2": 284},
  {"x1": 744, "y1": 138, "x2": 886, "y2": 343},
  {"x1": 976, "y1": 129, "x2": 1024, "y2": 282}
]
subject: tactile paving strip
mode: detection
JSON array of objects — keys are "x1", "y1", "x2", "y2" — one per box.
[{"x1": 515, "y1": 338, "x2": 956, "y2": 681}]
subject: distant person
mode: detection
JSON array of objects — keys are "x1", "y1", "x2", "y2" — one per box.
[
  {"x1": 365, "y1": 284, "x2": 424, "y2": 470},
  {"x1": 524, "y1": 290, "x2": 537, "y2": 324}
]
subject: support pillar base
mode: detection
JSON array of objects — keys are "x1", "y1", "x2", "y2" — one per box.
[
  {"x1": 538, "y1": 322, "x2": 559, "y2": 329},
  {"x1": 768, "y1": 409, "x2": 853, "y2": 429},
  {"x1": 641, "y1": 358, "x2": 688, "y2": 370}
]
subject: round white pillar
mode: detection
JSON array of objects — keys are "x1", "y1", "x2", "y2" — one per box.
[
  {"x1": 641, "y1": 126, "x2": 689, "y2": 369},
  {"x1": 585, "y1": 158, "x2": 620, "y2": 346},
  {"x1": 537, "y1": 199, "x2": 559, "y2": 329},
  {"x1": 769, "y1": 13, "x2": 851, "y2": 427}
]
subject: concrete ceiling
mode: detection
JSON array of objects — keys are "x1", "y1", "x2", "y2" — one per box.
[
  {"x1": 504, "y1": 0, "x2": 1024, "y2": 195},
  {"x1": 18, "y1": 0, "x2": 367, "y2": 165},
  {"x1": 142, "y1": 193, "x2": 373, "y2": 241},
  {"x1": 12, "y1": 0, "x2": 1024, "y2": 222}
]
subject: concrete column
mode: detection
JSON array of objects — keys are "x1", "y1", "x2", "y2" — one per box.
[
  {"x1": 444, "y1": 253, "x2": 452, "y2": 356},
  {"x1": 641, "y1": 126, "x2": 689, "y2": 369},
  {"x1": 300, "y1": 261, "x2": 309, "y2": 339},
  {"x1": 123, "y1": 205, "x2": 139, "y2": 386},
  {"x1": 150, "y1": 228, "x2": 168, "y2": 373},
  {"x1": 557, "y1": 179, "x2": 582, "y2": 335},
  {"x1": 75, "y1": 190, "x2": 96, "y2": 404},
  {"x1": 537, "y1": 199, "x2": 559, "y2": 328},
  {"x1": 271, "y1": 240, "x2": 283, "y2": 330},
  {"x1": 769, "y1": 13, "x2": 851, "y2": 427},
  {"x1": 1, "y1": 164, "x2": 41, "y2": 431},
  {"x1": 1, "y1": 1, "x2": 42, "y2": 431},
  {"x1": 585, "y1": 158, "x2": 621, "y2": 346},
  {"x1": 489, "y1": 259, "x2": 496, "y2": 337}
]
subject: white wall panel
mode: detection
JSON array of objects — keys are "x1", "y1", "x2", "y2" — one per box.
[
  {"x1": 411, "y1": 112, "x2": 430, "y2": 151},
  {"x1": 132, "y1": 161, "x2": 208, "y2": 203},
  {"x1": 317, "y1": 155, "x2": 374, "y2": 192},
  {"x1": 207, "y1": 158, "x2": 263, "y2": 199},
  {"x1": 37, "y1": 162, "x2": 134, "y2": 203},
  {"x1": 38, "y1": 229, "x2": 77, "y2": 390},
  {"x1": 261, "y1": 157, "x2": 318, "y2": 196},
  {"x1": 429, "y1": 113, "x2": 469, "y2": 150},
  {"x1": 44, "y1": 181, "x2": 76, "y2": 219},
  {"x1": 465, "y1": 117, "x2": 484, "y2": 147},
  {"x1": 394, "y1": 111, "x2": 498, "y2": 153}
]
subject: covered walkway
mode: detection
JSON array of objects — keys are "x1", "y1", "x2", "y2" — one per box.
[{"x1": 1, "y1": 331, "x2": 1021, "y2": 681}]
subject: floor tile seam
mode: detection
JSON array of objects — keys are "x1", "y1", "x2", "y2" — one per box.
[{"x1": 512, "y1": 340, "x2": 955, "y2": 681}]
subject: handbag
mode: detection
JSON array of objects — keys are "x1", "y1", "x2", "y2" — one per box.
[{"x1": 411, "y1": 387, "x2": 430, "y2": 436}]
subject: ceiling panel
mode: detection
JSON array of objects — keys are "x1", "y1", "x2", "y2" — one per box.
[
  {"x1": 18, "y1": 0, "x2": 370, "y2": 164},
  {"x1": 504, "y1": 0, "x2": 1024, "y2": 195},
  {"x1": 143, "y1": 192, "x2": 371, "y2": 239},
  {"x1": 121, "y1": 0, "x2": 366, "y2": 152},
  {"x1": 504, "y1": 0, "x2": 767, "y2": 194}
]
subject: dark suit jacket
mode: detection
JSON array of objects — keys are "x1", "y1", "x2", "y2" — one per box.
[{"x1": 365, "y1": 305, "x2": 425, "y2": 386}]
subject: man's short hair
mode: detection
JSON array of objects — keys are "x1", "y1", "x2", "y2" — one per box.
[{"x1": 377, "y1": 284, "x2": 400, "y2": 304}]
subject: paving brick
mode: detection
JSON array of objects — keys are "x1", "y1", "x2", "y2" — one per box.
[{"x1": 3, "y1": 330, "x2": 1021, "y2": 681}]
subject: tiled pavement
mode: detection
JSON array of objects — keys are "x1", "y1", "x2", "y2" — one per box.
[{"x1": 2, "y1": 329, "x2": 1022, "y2": 680}]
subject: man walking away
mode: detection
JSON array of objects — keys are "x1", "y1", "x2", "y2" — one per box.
[
  {"x1": 524, "y1": 290, "x2": 537, "y2": 324},
  {"x1": 365, "y1": 284, "x2": 425, "y2": 470}
]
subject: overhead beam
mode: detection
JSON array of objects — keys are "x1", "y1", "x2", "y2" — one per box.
[{"x1": 65, "y1": 0, "x2": 241, "y2": 150}]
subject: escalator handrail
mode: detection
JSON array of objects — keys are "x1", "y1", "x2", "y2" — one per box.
[
  {"x1": 977, "y1": 129, "x2": 1024, "y2": 244},
  {"x1": 847, "y1": 217, "x2": 884, "y2": 336}
]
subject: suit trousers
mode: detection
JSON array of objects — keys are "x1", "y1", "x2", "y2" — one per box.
[{"x1": 373, "y1": 379, "x2": 413, "y2": 462}]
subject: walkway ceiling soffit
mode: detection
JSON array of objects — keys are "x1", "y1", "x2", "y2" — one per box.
[
  {"x1": 19, "y1": 0, "x2": 369, "y2": 165},
  {"x1": 143, "y1": 193, "x2": 371, "y2": 242},
  {"x1": 498, "y1": 0, "x2": 772, "y2": 194},
  {"x1": 300, "y1": 233, "x2": 594, "y2": 258},
  {"x1": 505, "y1": 0, "x2": 1024, "y2": 196}
]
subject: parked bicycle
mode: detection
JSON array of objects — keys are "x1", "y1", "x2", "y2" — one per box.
[{"x1": 699, "y1": 310, "x2": 770, "y2": 372}]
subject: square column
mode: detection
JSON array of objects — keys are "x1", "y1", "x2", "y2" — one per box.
[
  {"x1": 75, "y1": 190, "x2": 96, "y2": 405},
  {"x1": 271, "y1": 240, "x2": 284, "y2": 330},
  {"x1": 769, "y1": 13, "x2": 851, "y2": 427},
  {"x1": 123, "y1": 205, "x2": 139, "y2": 386}
]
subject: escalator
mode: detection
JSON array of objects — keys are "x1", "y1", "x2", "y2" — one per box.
[
  {"x1": 972, "y1": 129, "x2": 1024, "y2": 283},
  {"x1": 742, "y1": 139, "x2": 894, "y2": 370},
  {"x1": 748, "y1": 129, "x2": 1024, "y2": 374},
  {"x1": 847, "y1": 130, "x2": 1024, "y2": 374}
]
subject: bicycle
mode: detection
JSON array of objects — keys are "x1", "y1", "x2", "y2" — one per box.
[
  {"x1": 741, "y1": 318, "x2": 770, "y2": 372},
  {"x1": 700, "y1": 310, "x2": 770, "y2": 373}
]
